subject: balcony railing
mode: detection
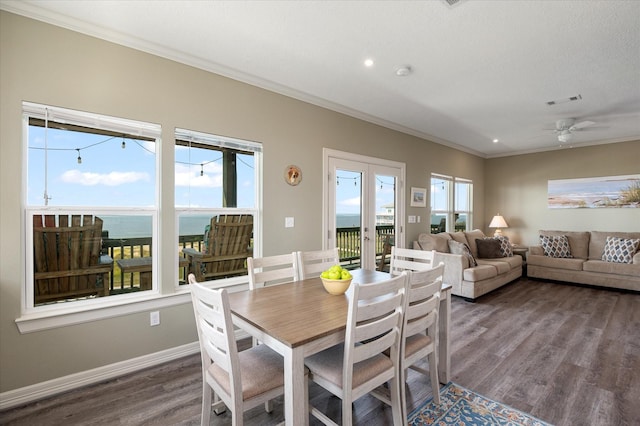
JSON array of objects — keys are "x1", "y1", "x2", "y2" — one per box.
[{"x1": 102, "y1": 225, "x2": 396, "y2": 291}]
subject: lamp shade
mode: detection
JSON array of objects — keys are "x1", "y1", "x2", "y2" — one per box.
[{"x1": 489, "y1": 215, "x2": 508, "y2": 229}]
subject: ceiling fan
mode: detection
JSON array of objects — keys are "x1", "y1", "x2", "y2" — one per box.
[{"x1": 554, "y1": 118, "x2": 596, "y2": 143}]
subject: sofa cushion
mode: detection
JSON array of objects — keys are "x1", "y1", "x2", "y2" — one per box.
[
  {"x1": 476, "y1": 238, "x2": 502, "y2": 259},
  {"x1": 416, "y1": 232, "x2": 451, "y2": 253},
  {"x1": 463, "y1": 264, "x2": 498, "y2": 281},
  {"x1": 477, "y1": 259, "x2": 511, "y2": 275},
  {"x1": 464, "y1": 229, "x2": 486, "y2": 259},
  {"x1": 589, "y1": 231, "x2": 640, "y2": 260},
  {"x1": 602, "y1": 236, "x2": 640, "y2": 264},
  {"x1": 540, "y1": 235, "x2": 573, "y2": 258},
  {"x1": 527, "y1": 254, "x2": 585, "y2": 271},
  {"x1": 539, "y1": 230, "x2": 590, "y2": 259},
  {"x1": 449, "y1": 231, "x2": 469, "y2": 246},
  {"x1": 448, "y1": 239, "x2": 477, "y2": 266},
  {"x1": 495, "y1": 255, "x2": 523, "y2": 269},
  {"x1": 583, "y1": 259, "x2": 640, "y2": 277}
]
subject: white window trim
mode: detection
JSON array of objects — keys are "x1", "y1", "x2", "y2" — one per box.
[
  {"x1": 431, "y1": 174, "x2": 474, "y2": 232},
  {"x1": 18, "y1": 105, "x2": 264, "y2": 333},
  {"x1": 15, "y1": 275, "x2": 251, "y2": 334}
]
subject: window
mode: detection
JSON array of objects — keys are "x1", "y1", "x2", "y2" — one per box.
[
  {"x1": 454, "y1": 178, "x2": 473, "y2": 232},
  {"x1": 175, "y1": 128, "x2": 261, "y2": 284},
  {"x1": 430, "y1": 174, "x2": 473, "y2": 233},
  {"x1": 24, "y1": 102, "x2": 160, "y2": 310}
]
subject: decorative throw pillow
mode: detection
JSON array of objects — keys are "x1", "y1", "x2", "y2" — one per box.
[
  {"x1": 448, "y1": 239, "x2": 477, "y2": 267},
  {"x1": 476, "y1": 238, "x2": 502, "y2": 259},
  {"x1": 602, "y1": 236, "x2": 640, "y2": 264},
  {"x1": 493, "y1": 235, "x2": 513, "y2": 257},
  {"x1": 540, "y1": 235, "x2": 572, "y2": 258}
]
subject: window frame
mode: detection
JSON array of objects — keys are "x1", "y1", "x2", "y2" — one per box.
[
  {"x1": 430, "y1": 174, "x2": 473, "y2": 233},
  {"x1": 16, "y1": 104, "x2": 263, "y2": 334}
]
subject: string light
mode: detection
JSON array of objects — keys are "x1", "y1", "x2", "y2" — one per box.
[
  {"x1": 121, "y1": 136, "x2": 126, "y2": 149},
  {"x1": 76, "y1": 149, "x2": 82, "y2": 164},
  {"x1": 200, "y1": 164, "x2": 204, "y2": 176}
]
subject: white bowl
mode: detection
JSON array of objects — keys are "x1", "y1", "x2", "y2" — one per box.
[{"x1": 321, "y1": 278, "x2": 352, "y2": 295}]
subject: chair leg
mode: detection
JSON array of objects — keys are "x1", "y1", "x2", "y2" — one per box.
[
  {"x1": 389, "y1": 375, "x2": 404, "y2": 426},
  {"x1": 427, "y1": 351, "x2": 441, "y2": 405},
  {"x1": 201, "y1": 381, "x2": 212, "y2": 426}
]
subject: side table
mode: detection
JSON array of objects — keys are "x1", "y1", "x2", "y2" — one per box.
[{"x1": 512, "y1": 246, "x2": 528, "y2": 276}]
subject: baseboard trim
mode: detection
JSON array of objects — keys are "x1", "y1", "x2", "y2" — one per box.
[
  {"x1": 1, "y1": 327, "x2": 251, "y2": 411},
  {"x1": 0, "y1": 341, "x2": 200, "y2": 411}
]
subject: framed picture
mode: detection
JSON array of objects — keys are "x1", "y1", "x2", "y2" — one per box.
[{"x1": 410, "y1": 187, "x2": 427, "y2": 207}]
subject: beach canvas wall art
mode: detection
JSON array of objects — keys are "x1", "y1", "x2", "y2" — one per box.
[{"x1": 548, "y1": 174, "x2": 640, "y2": 209}]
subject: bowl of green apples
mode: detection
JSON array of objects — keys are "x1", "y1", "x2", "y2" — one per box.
[{"x1": 320, "y1": 265, "x2": 353, "y2": 295}]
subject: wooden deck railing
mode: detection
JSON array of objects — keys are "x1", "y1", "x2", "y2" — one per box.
[{"x1": 102, "y1": 225, "x2": 396, "y2": 291}]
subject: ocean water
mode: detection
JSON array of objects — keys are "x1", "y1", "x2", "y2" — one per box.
[{"x1": 102, "y1": 214, "x2": 363, "y2": 238}]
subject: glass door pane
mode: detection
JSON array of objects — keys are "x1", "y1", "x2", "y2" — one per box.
[
  {"x1": 375, "y1": 174, "x2": 396, "y2": 272},
  {"x1": 335, "y1": 168, "x2": 363, "y2": 269}
]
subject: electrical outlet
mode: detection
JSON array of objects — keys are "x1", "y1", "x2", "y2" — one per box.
[
  {"x1": 150, "y1": 311, "x2": 160, "y2": 326},
  {"x1": 285, "y1": 217, "x2": 294, "y2": 228}
]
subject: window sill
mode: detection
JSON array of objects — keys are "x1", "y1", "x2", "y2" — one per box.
[{"x1": 16, "y1": 277, "x2": 250, "y2": 334}]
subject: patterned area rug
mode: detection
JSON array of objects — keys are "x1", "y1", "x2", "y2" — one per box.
[{"x1": 408, "y1": 382, "x2": 553, "y2": 425}]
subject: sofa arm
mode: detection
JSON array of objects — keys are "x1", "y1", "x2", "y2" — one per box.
[
  {"x1": 530, "y1": 245, "x2": 544, "y2": 256},
  {"x1": 434, "y1": 252, "x2": 464, "y2": 289}
]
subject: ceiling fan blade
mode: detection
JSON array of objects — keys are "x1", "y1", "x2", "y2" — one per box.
[{"x1": 570, "y1": 120, "x2": 595, "y2": 130}]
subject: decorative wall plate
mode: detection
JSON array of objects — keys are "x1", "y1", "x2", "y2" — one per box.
[{"x1": 284, "y1": 165, "x2": 302, "y2": 186}]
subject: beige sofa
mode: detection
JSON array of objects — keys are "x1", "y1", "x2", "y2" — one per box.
[
  {"x1": 528, "y1": 230, "x2": 640, "y2": 291},
  {"x1": 413, "y1": 229, "x2": 522, "y2": 300}
]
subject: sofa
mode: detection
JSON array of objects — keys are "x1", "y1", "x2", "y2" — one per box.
[
  {"x1": 528, "y1": 230, "x2": 640, "y2": 291},
  {"x1": 413, "y1": 229, "x2": 522, "y2": 300}
]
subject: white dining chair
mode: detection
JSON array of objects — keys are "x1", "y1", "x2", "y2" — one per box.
[
  {"x1": 296, "y1": 247, "x2": 340, "y2": 279},
  {"x1": 400, "y1": 265, "x2": 444, "y2": 418},
  {"x1": 188, "y1": 273, "x2": 288, "y2": 426},
  {"x1": 389, "y1": 247, "x2": 436, "y2": 276},
  {"x1": 247, "y1": 252, "x2": 299, "y2": 290},
  {"x1": 304, "y1": 273, "x2": 407, "y2": 426}
]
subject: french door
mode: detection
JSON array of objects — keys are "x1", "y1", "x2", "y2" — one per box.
[{"x1": 323, "y1": 149, "x2": 405, "y2": 270}]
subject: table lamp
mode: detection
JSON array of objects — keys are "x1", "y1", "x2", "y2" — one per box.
[{"x1": 489, "y1": 214, "x2": 508, "y2": 237}]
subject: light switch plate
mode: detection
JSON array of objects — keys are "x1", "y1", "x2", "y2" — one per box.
[
  {"x1": 408, "y1": 215, "x2": 416, "y2": 223},
  {"x1": 285, "y1": 217, "x2": 294, "y2": 228},
  {"x1": 150, "y1": 311, "x2": 160, "y2": 326}
]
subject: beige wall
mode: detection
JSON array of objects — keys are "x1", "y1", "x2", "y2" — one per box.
[
  {"x1": 485, "y1": 141, "x2": 640, "y2": 246},
  {"x1": 0, "y1": 12, "x2": 485, "y2": 392}
]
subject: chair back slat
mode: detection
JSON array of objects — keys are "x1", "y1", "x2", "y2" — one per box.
[
  {"x1": 390, "y1": 247, "x2": 436, "y2": 276},
  {"x1": 344, "y1": 273, "x2": 406, "y2": 378},
  {"x1": 190, "y1": 281, "x2": 239, "y2": 393},
  {"x1": 193, "y1": 214, "x2": 253, "y2": 280},
  {"x1": 297, "y1": 247, "x2": 340, "y2": 279},
  {"x1": 32, "y1": 214, "x2": 111, "y2": 304},
  {"x1": 247, "y1": 253, "x2": 299, "y2": 289}
]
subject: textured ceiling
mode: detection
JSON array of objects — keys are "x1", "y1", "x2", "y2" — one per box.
[{"x1": 2, "y1": 0, "x2": 639, "y2": 157}]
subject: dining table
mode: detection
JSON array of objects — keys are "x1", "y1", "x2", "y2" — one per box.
[{"x1": 227, "y1": 268, "x2": 452, "y2": 426}]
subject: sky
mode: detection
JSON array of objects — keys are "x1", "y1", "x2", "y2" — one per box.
[{"x1": 28, "y1": 125, "x2": 255, "y2": 208}]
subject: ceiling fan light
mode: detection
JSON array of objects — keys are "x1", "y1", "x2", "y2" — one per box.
[{"x1": 558, "y1": 132, "x2": 572, "y2": 143}]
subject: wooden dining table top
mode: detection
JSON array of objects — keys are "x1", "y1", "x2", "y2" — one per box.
[{"x1": 227, "y1": 268, "x2": 390, "y2": 349}]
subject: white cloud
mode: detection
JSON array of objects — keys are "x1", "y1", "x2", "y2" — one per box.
[
  {"x1": 175, "y1": 162, "x2": 222, "y2": 188},
  {"x1": 340, "y1": 196, "x2": 361, "y2": 206},
  {"x1": 60, "y1": 169, "x2": 149, "y2": 186}
]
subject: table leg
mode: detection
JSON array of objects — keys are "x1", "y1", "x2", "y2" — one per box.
[
  {"x1": 438, "y1": 290, "x2": 451, "y2": 384},
  {"x1": 284, "y1": 347, "x2": 308, "y2": 426}
]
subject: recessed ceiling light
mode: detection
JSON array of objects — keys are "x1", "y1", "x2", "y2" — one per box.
[
  {"x1": 493, "y1": 139, "x2": 499, "y2": 143},
  {"x1": 364, "y1": 58, "x2": 374, "y2": 67}
]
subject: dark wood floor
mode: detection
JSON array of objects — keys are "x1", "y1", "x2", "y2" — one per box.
[{"x1": 1, "y1": 277, "x2": 638, "y2": 425}]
